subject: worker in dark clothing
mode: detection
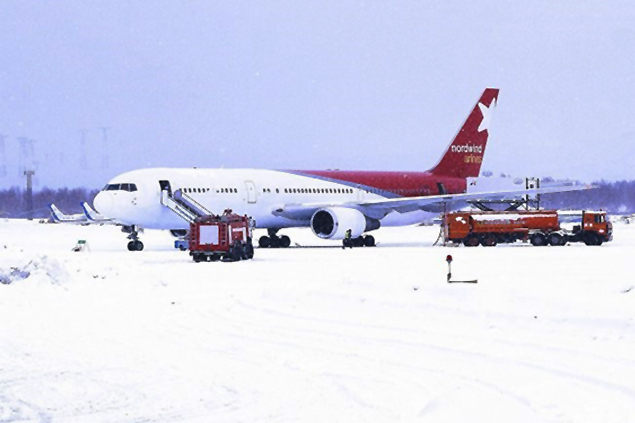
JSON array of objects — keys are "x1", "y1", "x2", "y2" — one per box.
[{"x1": 342, "y1": 229, "x2": 353, "y2": 249}]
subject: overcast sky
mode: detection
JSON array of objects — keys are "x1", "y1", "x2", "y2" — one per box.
[{"x1": 1, "y1": 1, "x2": 634, "y2": 188}]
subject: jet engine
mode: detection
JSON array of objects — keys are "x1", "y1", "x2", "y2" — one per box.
[{"x1": 311, "y1": 207, "x2": 380, "y2": 240}]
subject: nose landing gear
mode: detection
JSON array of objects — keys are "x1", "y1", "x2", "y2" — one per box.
[{"x1": 123, "y1": 225, "x2": 144, "y2": 251}]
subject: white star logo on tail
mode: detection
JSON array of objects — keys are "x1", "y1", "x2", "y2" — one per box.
[{"x1": 477, "y1": 98, "x2": 496, "y2": 132}]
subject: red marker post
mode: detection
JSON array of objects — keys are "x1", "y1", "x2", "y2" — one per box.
[{"x1": 445, "y1": 255, "x2": 478, "y2": 284}]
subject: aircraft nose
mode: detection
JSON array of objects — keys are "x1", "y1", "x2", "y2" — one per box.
[{"x1": 93, "y1": 192, "x2": 113, "y2": 217}]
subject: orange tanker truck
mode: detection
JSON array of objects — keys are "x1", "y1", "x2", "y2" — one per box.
[{"x1": 444, "y1": 210, "x2": 612, "y2": 247}]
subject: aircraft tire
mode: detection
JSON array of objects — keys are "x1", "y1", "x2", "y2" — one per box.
[
  {"x1": 259, "y1": 236, "x2": 271, "y2": 248},
  {"x1": 279, "y1": 235, "x2": 291, "y2": 248},
  {"x1": 128, "y1": 240, "x2": 144, "y2": 251},
  {"x1": 364, "y1": 235, "x2": 376, "y2": 247},
  {"x1": 269, "y1": 236, "x2": 281, "y2": 248}
]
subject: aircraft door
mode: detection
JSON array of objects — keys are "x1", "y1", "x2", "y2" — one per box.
[
  {"x1": 245, "y1": 181, "x2": 257, "y2": 204},
  {"x1": 357, "y1": 184, "x2": 364, "y2": 202},
  {"x1": 159, "y1": 180, "x2": 172, "y2": 205},
  {"x1": 159, "y1": 180, "x2": 172, "y2": 195}
]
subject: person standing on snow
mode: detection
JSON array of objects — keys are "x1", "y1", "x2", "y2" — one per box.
[{"x1": 342, "y1": 229, "x2": 353, "y2": 249}]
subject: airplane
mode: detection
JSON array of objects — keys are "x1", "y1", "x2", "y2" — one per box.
[
  {"x1": 88, "y1": 88, "x2": 591, "y2": 251},
  {"x1": 49, "y1": 204, "x2": 89, "y2": 224},
  {"x1": 80, "y1": 201, "x2": 113, "y2": 224},
  {"x1": 49, "y1": 202, "x2": 112, "y2": 225}
]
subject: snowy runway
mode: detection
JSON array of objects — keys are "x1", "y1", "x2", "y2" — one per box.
[{"x1": 1, "y1": 220, "x2": 635, "y2": 422}]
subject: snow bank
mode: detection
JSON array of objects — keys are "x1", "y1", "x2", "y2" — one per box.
[{"x1": 0, "y1": 247, "x2": 72, "y2": 286}]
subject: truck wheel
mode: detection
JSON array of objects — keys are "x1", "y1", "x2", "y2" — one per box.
[
  {"x1": 481, "y1": 235, "x2": 497, "y2": 247},
  {"x1": 244, "y1": 243, "x2": 254, "y2": 259},
  {"x1": 548, "y1": 233, "x2": 563, "y2": 246},
  {"x1": 530, "y1": 233, "x2": 546, "y2": 246},
  {"x1": 232, "y1": 244, "x2": 243, "y2": 261},
  {"x1": 193, "y1": 254, "x2": 202, "y2": 263},
  {"x1": 210, "y1": 254, "x2": 220, "y2": 262},
  {"x1": 584, "y1": 233, "x2": 599, "y2": 246},
  {"x1": 464, "y1": 236, "x2": 479, "y2": 247}
]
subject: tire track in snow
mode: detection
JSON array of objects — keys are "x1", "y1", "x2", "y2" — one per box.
[{"x1": 200, "y1": 293, "x2": 635, "y2": 422}]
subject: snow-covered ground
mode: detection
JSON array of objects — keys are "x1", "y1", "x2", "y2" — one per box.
[{"x1": 1, "y1": 219, "x2": 635, "y2": 423}]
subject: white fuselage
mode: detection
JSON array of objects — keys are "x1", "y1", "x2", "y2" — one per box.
[{"x1": 93, "y1": 168, "x2": 436, "y2": 231}]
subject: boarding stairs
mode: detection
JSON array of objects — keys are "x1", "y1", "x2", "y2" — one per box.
[{"x1": 161, "y1": 189, "x2": 213, "y2": 223}]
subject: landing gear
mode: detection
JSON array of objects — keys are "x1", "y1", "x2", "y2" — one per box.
[
  {"x1": 343, "y1": 235, "x2": 376, "y2": 249},
  {"x1": 127, "y1": 240, "x2": 144, "y2": 251},
  {"x1": 123, "y1": 225, "x2": 144, "y2": 251},
  {"x1": 258, "y1": 229, "x2": 291, "y2": 248}
]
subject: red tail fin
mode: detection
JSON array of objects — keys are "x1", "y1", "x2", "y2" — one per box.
[{"x1": 430, "y1": 88, "x2": 499, "y2": 178}]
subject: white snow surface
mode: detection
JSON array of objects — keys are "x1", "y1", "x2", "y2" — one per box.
[{"x1": 1, "y1": 219, "x2": 635, "y2": 423}]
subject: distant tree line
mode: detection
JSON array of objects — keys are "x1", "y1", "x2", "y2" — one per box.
[
  {"x1": 0, "y1": 180, "x2": 634, "y2": 219},
  {"x1": 541, "y1": 180, "x2": 635, "y2": 214},
  {"x1": 0, "y1": 187, "x2": 99, "y2": 218}
]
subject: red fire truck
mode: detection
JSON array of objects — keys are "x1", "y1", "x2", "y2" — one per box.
[
  {"x1": 188, "y1": 210, "x2": 255, "y2": 262},
  {"x1": 444, "y1": 209, "x2": 612, "y2": 247}
]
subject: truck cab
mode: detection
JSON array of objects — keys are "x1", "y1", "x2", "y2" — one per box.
[{"x1": 558, "y1": 210, "x2": 612, "y2": 245}]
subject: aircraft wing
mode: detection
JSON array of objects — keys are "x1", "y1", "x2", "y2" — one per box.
[{"x1": 272, "y1": 184, "x2": 595, "y2": 221}]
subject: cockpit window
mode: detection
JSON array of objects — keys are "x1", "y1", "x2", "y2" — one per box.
[{"x1": 102, "y1": 183, "x2": 138, "y2": 192}]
